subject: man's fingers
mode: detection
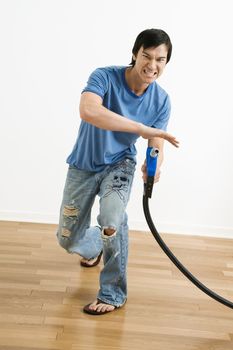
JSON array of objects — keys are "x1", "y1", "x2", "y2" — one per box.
[
  {"x1": 141, "y1": 164, "x2": 146, "y2": 172},
  {"x1": 154, "y1": 170, "x2": 161, "y2": 183},
  {"x1": 164, "y1": 133, "x2": 179, "y2": 147},
  {"x1": 170, "y1": 137, "x2": 179, "y2": 147}
]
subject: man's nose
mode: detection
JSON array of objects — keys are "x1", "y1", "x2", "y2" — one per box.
[{"x1": 148, "y1": 60, "x2": 157, "y2": 70}]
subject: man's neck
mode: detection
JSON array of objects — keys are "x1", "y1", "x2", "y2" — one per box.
[{"x1": 125, "y1": 67, "x2": 149, "y2": 96}]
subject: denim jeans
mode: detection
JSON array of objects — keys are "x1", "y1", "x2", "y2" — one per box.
[{"x1": 57, "y1": 158, "x2": 136, "y2": 307}]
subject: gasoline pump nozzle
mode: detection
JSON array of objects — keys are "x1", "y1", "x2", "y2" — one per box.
[{"x1": 144, "y1": 147, "x2": 159, "y2": 198}]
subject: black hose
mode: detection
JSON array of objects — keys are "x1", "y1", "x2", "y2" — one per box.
[{"x1": 143, "y1": 194, "x2": 233, "y2": 309}]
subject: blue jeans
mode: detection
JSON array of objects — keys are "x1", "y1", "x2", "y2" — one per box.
[{"x1": 57, "y1": 158, "x2": 136, "y2": 307}]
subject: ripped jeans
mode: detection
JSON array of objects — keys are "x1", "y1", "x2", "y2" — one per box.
[{"x1": 56, "y1": 158, "x2": 136, "y2": 307}]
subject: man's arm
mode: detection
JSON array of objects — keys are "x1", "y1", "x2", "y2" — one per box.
[{"x1": 79, "y1": 92, "x2": 179, "y2": 147}]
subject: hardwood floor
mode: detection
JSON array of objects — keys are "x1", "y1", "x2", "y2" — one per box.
[{"x1": 0, "y1": 220, "x2": 232, "y2": 350}]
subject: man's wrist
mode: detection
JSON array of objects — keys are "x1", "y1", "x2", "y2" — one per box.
[{"x1": 137, "y1": 122, "x2": 145, "y2": 136}]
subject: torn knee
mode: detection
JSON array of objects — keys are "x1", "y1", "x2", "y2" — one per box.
[
  {"x1": 61, "y1": 227, "x2": 71, "y2": 238},
  {"x1": 104, "y1": 228, "x2": 116, "y2": 236},
  {"x1": 63, "y1": 205, "x2": 79, "y2": 217},
  {"x1": 103, "y1": 226, "x2": 117, "y2": 237},
  {"x1": 60, "y1": 205, "x2": 80, "y2": 239}
]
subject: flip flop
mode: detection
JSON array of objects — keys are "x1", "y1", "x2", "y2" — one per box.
[
  {"x1": 80, "y1": 251, "x2": 103, "y2": 268},
  {"x1": 83, "y1": 299, "x2": 118, "y2": 315}
]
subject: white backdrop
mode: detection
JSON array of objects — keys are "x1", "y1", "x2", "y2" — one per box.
[{"x1": 0, "y1": 0, "x2": 233, "y2": 238}]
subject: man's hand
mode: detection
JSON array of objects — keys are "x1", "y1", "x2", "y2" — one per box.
[
  {"x1": 140, "y1": 124, "x2": 179, "y2": 148},
  {"x1": 141, "y1": 161, "x2": 161, "y2": 184}
]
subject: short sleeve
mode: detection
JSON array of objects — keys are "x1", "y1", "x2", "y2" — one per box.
[
  {"x1": 152, "y1": 95, "x2": 171, "y2": 131},
  {"x1": 81, "y1": 68, "x2": 109, "y2": 99}
]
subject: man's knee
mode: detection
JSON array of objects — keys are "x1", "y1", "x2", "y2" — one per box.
[{"x1": 103, "y1": 227, "x2": 117, "y2": 237}]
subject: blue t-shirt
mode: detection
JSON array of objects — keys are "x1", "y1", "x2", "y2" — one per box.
[{"x1": 67, "y1": 66, "x2": 171, "y2": 171}]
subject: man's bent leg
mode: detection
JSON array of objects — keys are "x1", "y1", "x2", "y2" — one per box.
[{"x1": 56, "y1": 166, "x2": 103, "y2": 259}]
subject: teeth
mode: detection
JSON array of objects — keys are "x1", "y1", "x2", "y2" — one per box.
[{"x1": 144, "y1": 69, "x2": 155, "y2": 76}]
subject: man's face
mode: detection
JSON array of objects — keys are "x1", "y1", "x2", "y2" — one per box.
[{"x1": 133, "y1": 44, "x2": 168, "y2": 84}]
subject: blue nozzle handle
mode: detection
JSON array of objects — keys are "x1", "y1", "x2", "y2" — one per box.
[
  {"x1": 144, "y1": 147, "x2": 159, "y2": 198},
  {"x1": 146, "y1": 147, "x2": 159, "y2": 177}
]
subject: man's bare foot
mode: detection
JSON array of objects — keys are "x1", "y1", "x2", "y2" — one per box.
[
  {"x1": 89, "y1": 300, "x2": 115, "y2": 312},
  {"x1": 80, "y1": 251, "x2": 102, "y2": 267},
  {"x1": 83, "y1": 299, "x2": 116, "y2": 315}
]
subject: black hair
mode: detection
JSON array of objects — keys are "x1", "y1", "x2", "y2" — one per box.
[{"x1": 130, "y1": 28, "x2": 172, "y2": 66}]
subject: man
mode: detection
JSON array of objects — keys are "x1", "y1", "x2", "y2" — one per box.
[{"x1": 57, "y1": 28, "x2": 179, "y2": 315}]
